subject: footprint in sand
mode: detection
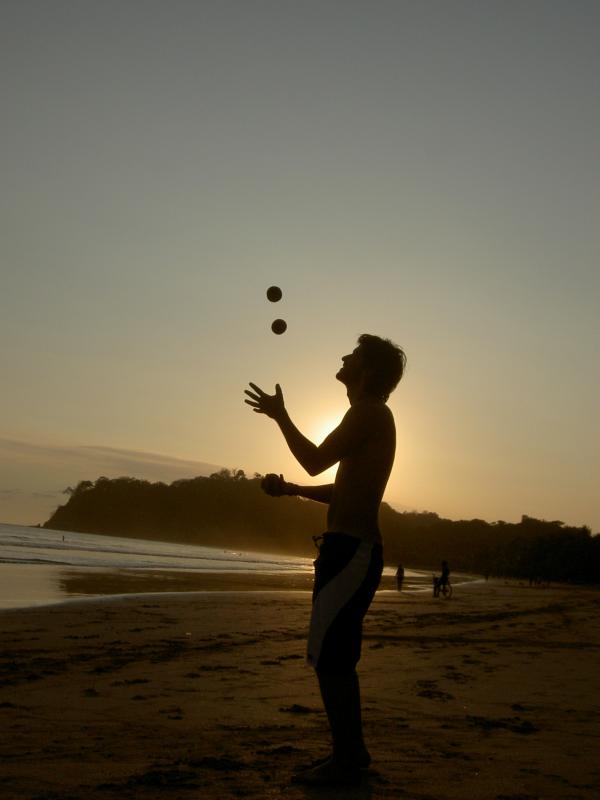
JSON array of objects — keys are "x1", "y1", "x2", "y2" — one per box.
[
  {"x1": 256, "y1": 744, "x2": 303, "y2": 756},
  {"x1": 443, "y1": 667, "x2": 470, "y2": 684},
  {"x1": 466, "y1": 715, "x2": 539, "y2": 735},
  {"x1": 186, "y1": 756, "x2": 245, "y2": 772},
  {"x1": 99, "y1": 767, "x2": 199, "y2": 790},
  {"x1": 415, "y1": 679, "x2": 455, "y2": 701},
  {"x1": 159, "y1": 705, "x2": 184, "y2": 716},
  {"x1": 418, "y1": 688, "x2": 455, "y2": 701},
  {"x1": 279, "y1": 704, "x2": 320, "y2": 714}
]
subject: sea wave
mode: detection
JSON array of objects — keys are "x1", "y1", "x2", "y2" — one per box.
[{"x1": 0, "y1": 523, "x2": 313, "y2": 573}]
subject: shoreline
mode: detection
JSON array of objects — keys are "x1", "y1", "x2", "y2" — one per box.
[
  {"x1": 0, "y1": 561, "x2": 456, "y2": 611},
  {"x1": 0, "y1": 563, "x2": 316, "y2": 611},
  {"x1": 2, "y1": 582, "x2": 599, "y2": 798},
  {"x1": 1, "y1": 577, "x2": 489, "y2": 615},
  {"x1": 0, "y1": 523, "x2": 482, "y2": 611}
]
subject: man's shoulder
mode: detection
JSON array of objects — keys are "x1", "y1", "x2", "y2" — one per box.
[{"x1": 344, "y1": 401, "x2": 395, "y2": 429}]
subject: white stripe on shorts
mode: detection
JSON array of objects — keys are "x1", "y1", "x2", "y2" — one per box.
[{"x1": 307, "y1": 539, "x2": 373, "y2": 669}]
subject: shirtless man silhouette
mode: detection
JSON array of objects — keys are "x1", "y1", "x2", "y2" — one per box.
[{"x1": 245, "y1": 334, "x2": 406, "y2": 787}]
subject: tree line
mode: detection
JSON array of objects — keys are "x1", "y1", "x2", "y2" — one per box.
[{"x1": 44, "y1": 470, "x2": 599, "y2": 584}]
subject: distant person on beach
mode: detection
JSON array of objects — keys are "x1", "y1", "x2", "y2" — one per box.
[
  {"x1": 440, "y1": 560, "x2": 450, "y2": 587},
  {"x1": 433, "y1": 560, "x2": 450, "y2": 597},
  {"x1": 245, "y1": 334, "x2": 406, "y2": 787},
  {"x1": 395, "y1": 564, "x2": 405, "y2": 591}
]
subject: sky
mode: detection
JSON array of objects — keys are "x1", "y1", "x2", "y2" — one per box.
[{"x1": 1, "y1": 0, "x2": 598, "y2": 531}]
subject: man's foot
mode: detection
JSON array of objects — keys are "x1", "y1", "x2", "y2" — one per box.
[{"x1": 292, "y1": 758, "x2": 362, "y2": 788}]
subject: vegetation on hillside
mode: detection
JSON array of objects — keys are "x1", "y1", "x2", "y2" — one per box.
[{"x1": 44, "y1": 470, "x2": 600, "y2": 584}]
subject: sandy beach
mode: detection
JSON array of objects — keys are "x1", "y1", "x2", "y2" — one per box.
[{"x1": 1, "y1": 581, "x2": 600, "y2": 800}]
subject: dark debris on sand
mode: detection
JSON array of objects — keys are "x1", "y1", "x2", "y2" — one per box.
[
  {"x1": 467, "y1": 715, "x2": 539, "y2": 735},
  {"x1": 98, "y1": 768, "x2": 200, "y2": 791}
]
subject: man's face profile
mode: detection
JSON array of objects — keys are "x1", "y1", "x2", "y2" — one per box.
[{"x1": 336, "y1": 346, "x2": 365, "y2": 388}]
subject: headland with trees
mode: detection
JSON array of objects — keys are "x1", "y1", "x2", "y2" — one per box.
[{"x1": 44, "y1": 470, "x2": 599, "y2": 585}]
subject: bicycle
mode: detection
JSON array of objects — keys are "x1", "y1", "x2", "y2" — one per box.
[{"x1": 432, "y1": 576, "x2": 453, "y2": 598}]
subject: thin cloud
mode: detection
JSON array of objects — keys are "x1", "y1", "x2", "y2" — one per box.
[
  {"x1": 0, "y1": 437, "x2": 221, "y2": 475},
  {"x1": 0, "y1": 439, "x2": 226, "y2": 525},
  {"x1": 0, "y1": 438, "x2": 223, "y2": 485}
]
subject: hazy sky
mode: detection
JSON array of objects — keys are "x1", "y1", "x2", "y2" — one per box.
[{"x1": 1, "y1": 1, "x2": 598, "y2": 530}]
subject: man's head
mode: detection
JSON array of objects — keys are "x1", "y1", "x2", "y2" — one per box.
[{"x1": 336, "y1": 334, "x2": 406, "y2": 401}]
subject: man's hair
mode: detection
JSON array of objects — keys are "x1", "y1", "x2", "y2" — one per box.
[{"x1": 357, "y1": 334, "x2": 406, "y2": 401}]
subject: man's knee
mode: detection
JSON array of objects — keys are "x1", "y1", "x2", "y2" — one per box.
[{"x1": 316, "y1": 666, "x2": 357, "y2": 682}]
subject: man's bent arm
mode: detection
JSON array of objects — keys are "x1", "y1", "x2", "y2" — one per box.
[
  {"x1": 287, "y1": 483, "x2": 333, "y2": 504},
  {"x1": 261, "y1": 474, "x2": 333, "y2": 505},
  {"x1": 276, "y1": 410, "x2": 325, "y2": 476},
  {"x1": 276, "y1": 405, "x2": 370, "y2": 476}
]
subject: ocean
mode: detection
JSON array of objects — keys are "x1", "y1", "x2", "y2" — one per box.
[{"x1": 0, "y1": 522, "x2": 432, "y2": 609}]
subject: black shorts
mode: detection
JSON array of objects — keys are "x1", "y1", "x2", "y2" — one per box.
[{"x1": 307, "y1": 533, "x2": 383, "y2": 674}]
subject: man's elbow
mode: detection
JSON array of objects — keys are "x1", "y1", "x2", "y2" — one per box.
[{"x1": 305, "y1": 457, "x2": 334, "y2": 477}]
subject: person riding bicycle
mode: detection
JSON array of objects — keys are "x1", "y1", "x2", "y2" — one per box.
[{"x1": 433, "y1": 560, "x2": 450, "y2": 597}]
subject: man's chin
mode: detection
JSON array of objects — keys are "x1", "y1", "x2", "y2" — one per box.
[{"x1": 335, "y1": 370, "x2": 346, "y2": 384}]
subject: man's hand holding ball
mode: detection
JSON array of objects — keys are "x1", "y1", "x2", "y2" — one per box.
[{"x1": 261, "y1": 473, "x2": 297, "y2": 497}]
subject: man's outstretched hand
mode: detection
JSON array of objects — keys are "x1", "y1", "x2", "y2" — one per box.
[
  {"x1": 244, "y1": 382, "x2": 285, "y2": 420},
  {"x1": 261, "y1": 473, "x2": 293, "y2": 497}
]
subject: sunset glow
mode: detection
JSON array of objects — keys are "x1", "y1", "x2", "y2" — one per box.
[{"x1": 1, "y1": 2, "x2": 598, "y2": 532}]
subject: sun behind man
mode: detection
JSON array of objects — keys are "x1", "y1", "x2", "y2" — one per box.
[{"x1": 244, "y1": 333, "x2": 406, "y2": 787}]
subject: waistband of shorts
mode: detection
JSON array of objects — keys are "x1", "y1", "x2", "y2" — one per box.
[
  {"x1": 314, "y1": 531, "x2": 382, "y2": 549},
  {"x1": 325, "y1": 530, "x2": 381, "y2": 542}
]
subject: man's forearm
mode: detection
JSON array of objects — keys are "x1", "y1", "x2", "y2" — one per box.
[
  {"x1": 276, "y1": 410, "x2": 322, "y2": 475},
  {"x1": 286, "y1": 482, "x2": 334, "y2": 505}
]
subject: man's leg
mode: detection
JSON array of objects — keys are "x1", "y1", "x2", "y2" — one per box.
[
  {"x1": 317, "y1": 668, "x2": 370, "y2": 765},
  {"x1": 295, "y1": 536, "x2": 381, "y2": 785},
  {"x1": 292, "y1": 669, "x2": 364, "y2": 786}
]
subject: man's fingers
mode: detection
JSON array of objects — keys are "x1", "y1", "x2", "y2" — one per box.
[
  {"x1": 244, "y1": 400, "x2": 264, "y2": 413},
  {"x1": 248, "y1": 382, "x2": 265, "y2": 396}
]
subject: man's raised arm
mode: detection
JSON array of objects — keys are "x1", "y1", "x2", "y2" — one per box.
[
  {"x1": 244, "y1": 382, "x2": 326, "y2": 475},
  {"x1": 244, "y1": 382, "x2": 368, "y2": 476}
]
